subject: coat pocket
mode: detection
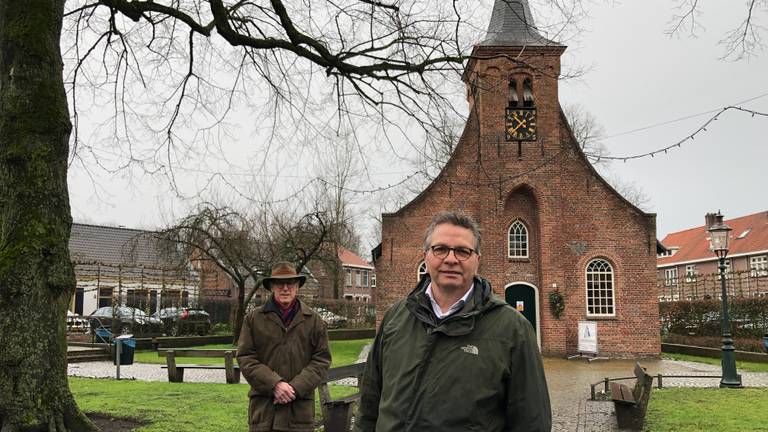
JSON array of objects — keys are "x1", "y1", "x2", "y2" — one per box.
[
  {"x1": 248, "y1": 395, "x2": 273, "y2": 428},
  {"x1": 289, "y1": 396, "x2": 315, "y2": 430}
]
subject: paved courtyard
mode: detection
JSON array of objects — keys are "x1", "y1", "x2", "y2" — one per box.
[{"x1": 68, "y1": 347, "x2": 768, "y2": 431}]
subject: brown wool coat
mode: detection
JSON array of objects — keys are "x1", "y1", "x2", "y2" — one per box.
[{"x1": 237, "y1": 300, "x2": 331, "y2": 432}]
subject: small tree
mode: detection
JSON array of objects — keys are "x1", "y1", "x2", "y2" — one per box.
[{"x1": 156, "y1": 204, "x2": 335, "y2": 342}]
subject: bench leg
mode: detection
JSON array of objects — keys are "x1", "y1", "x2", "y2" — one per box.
[
  {"x1": 168, "y1": 367, "x2": 185, "y2": 383},
  {"x1": 614, "y1": 404, "x2": 642, "y2": 430},
  {"x1": 323, "y1": 401, "x2": 354, "y2": 432},
  {"x1": 226, "y1": 368, "x2": 241, "y2": 384}
]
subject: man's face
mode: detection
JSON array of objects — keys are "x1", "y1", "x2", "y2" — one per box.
[
  {"x1": 425, "y1": 223, "x2": 480, "y2": 293},
  {"x1": 272, "y1": 279, "x2": 299, "y2": 308}
]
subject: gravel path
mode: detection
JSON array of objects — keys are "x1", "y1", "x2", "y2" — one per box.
[{"x1": 68, "y1": 343, "x2": 373, "y2": 385}]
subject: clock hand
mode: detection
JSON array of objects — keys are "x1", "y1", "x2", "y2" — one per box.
[{"x1": 508, "y1": 122, "x2": 523, "y2": 134}]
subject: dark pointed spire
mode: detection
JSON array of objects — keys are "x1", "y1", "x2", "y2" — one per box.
[{"x1": 479, "y1": 0, "x2": 561, "y2": 47}]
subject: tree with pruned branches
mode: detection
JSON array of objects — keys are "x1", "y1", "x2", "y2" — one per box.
[{"x1": 0, "y1": 1, "x2": 479, "y2": 430}]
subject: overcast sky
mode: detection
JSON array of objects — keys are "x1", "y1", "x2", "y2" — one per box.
[{"x1": 67, "y1": 1, "x2": 768, "y2": 244}]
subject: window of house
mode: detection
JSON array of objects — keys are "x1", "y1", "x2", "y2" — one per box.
[
  {"x1": 664, "y1": 268, "x2": 678, "y2": 286},
  {"x1": 162, "y1": 290, "x2": 181, "y2": 308},
  {"x1": 586, "y1": 259, "x2": 615, "y2": 317},
  {"x1": 362, "y1": 271, "x2": 369, "y2": 287},
  {"x1": 345, "y1": 269, "x2": 352, "y2": 286},
  {"x1": 751, "y1": 255, "x2": 768, "y2": 277},
  {"x1": 356, "y1": 270, "x2": 362, "y2": 286},
  {"x1": 98, "y1": 288, "x2": 113, "y2": 308},
  {"x1": 371, "y1": 274, "x2": 376, "y2": 288},
  {"x1": 685, "y1": 265, "x2": 698, "y2": 282},
  {"x1": 508, "y1": 220, "x2": 529, "y2": 258},
  {"x1": 417, "y1": 261, "x2": 427, "y2": 281}
]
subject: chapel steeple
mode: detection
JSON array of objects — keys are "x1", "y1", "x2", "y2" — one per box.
[
  {"x1": 479, "y1": 0, "x2": 561, "y2": 47},
  {"x1": 461, "y1": 0, "x2": 567, "y2": 156}
]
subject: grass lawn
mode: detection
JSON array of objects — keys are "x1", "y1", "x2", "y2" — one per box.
[
  {"x1": 72, "y1": 339, "x2": 370, "y2": 431},
  {"x1": 134, "y1": 339, "x2": 372, "y2": 367},
  {"x1": 662, "y1": 352, "x2": 768, "y2": 372},
  {"x1": 70, "y1": 378, "x2": 357, "y2": 432},
  {"x1": 645, "y1": 387, "x2": 768, "y2": 431}
]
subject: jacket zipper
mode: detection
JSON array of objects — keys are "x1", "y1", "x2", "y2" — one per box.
[{"x1": 404, "y1": 328, "x2": 439, "y2": 431}]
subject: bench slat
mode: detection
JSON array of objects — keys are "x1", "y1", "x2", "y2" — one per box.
[
  {"x1": 158, "y1": 349, "x2": 236, "y2": 358},
  {"x1": 610, "y1": 382, "x2": 636, "y2": 405},
  {"x1": 324, "y1": 362, "x2": 365, "y2": 382},
  {"x1": 162, "y1": 364, "x2": 240, "y2": 370}
]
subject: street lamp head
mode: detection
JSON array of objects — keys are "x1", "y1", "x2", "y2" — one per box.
[{"x1": 708, "y1": 212, "x2": 732, "y2": 259}]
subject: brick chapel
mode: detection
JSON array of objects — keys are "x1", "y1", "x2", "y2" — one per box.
[{"x1": 373, "y1": 0, "x2": 660, "y2": 357}]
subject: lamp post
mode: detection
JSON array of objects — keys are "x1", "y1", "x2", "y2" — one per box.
[{"x1": 707, "y1": 212, "x2": 742, "y2": 388}]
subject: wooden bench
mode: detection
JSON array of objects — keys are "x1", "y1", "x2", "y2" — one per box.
[
  {"x1": 318, "y1": 362, "x2": 366, "y2": 432},
  {"x1": 158, "y1": 348, "x2": 240, "y2": 384},
  {"x1": 610, "y1": 362, "x2": 653, "y2": 430}
]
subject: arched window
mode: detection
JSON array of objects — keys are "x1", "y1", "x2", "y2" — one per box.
[
  {"x1": 523, "y1": 78, "x2": 534, "y2": 107},
  {"x1": 585, "y1": 259, "x2": 615, "y2": 316},
  {"x1": 417, "y1": 261, "x2": 428, "y2": 281},
  {"x1": 508, "y1": 220, "x2": 529, "y2": 258},
  {"x1": 508, "y1": 79, "x2": 519, "y2": 107}
]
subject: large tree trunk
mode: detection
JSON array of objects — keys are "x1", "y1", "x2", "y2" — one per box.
[{"x1": 0, "y1": 1, "x2": 97, "y2": 431}]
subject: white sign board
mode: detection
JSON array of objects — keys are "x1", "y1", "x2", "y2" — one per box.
[{"x1": 578, "y1": 321, "x2": 598, "y2": 354}]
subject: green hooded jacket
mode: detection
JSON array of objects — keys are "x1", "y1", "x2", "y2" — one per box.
[{"x1": 356, "y1": 276, "x2": 551, "y2": 432}]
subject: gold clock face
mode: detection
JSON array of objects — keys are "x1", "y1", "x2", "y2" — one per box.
[{"x1": 505, "y1": 108, "x2": 537, "y2": 141}]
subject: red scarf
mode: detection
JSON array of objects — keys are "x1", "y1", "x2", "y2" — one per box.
[{"x1": 276, "y1": 299, "x2": 299, "y2": 327}]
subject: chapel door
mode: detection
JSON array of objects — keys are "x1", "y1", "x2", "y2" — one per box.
[{"x1": 504, "y1": 283, "x2": 538, "y2": 334}]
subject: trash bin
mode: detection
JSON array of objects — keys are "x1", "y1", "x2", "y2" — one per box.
[
  {"x1": 113, "y1": 334, "x2": 136, "y2": 366},
  {"x1": 95, "y1": 327, "x2": 112, "y2": 344},
  {"x1": 762, "y1": 333, "x2": 768, "y2": 354}
]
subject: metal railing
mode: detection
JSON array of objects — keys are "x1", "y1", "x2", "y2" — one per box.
[{"x1": 589, "y1": 374, "x2": 722, "y2": 400}]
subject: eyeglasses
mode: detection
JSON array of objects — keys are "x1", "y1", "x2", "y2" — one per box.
[
  {"x1": 272, "y1": 279, "x2": 300, "y2": 288},
  {"x1": 428, "y1": 245, "x2": 476, "y2": 261}
]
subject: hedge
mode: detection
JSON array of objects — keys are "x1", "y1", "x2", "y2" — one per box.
[{"x1": 660, "y1": 297, "x2": 768, "y2": 338}]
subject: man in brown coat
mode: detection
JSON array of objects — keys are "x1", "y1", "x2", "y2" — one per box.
[{"x1": 237, "y1": 262, "x2": 331, "y2": 432}]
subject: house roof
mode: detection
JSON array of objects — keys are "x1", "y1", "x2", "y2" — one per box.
[
  {"x1": 658, "y1": 211, "x2": 768, "y2": 266},
  {"x1": 338, "y1": 247, "x2": 373, "y2": 269},
  {"x1": 479, "y1": 0, "x2": 563, "y2": 47},
  {"x1": 69, "y1": 223, "x2": 185, "y2": 268}
]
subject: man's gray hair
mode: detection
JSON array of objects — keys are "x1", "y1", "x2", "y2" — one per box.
[{"x1": 423, "y1": 211, "x2": 482, "y2": 254}]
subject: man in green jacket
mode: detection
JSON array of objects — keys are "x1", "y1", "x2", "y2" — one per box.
[
  {"x1": 237, "y1": 262, "x2": 331, "y2": 432},
  {"x1": 356, "y1": 211, "x2": 551, "y2": 432}
]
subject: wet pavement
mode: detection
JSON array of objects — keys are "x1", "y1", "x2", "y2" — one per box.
[{"x1": 544, "y1": 357, "x2": 768, "y2": 431}]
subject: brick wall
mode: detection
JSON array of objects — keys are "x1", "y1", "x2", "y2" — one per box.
[{"x1": 376, "y1": 46, "x2": 660, "y2": 357}]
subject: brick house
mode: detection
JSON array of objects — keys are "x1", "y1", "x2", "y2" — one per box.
[
  {"x1": 657, "y1": 211, "x2": 768, "y2": 300},
  {"x1": 309, "y1": 246, "x2": 375, "y2": 302},
  {"x1": 340, "y1": 247, "x2": 375, "y2": 302},
  {"x1": 374, "y1": 0, "x2": 659, "y2": 357}
]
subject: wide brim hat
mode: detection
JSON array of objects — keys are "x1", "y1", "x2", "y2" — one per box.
[{"x1": 263, "y1": 262, "x2": 306, "y2": 290}]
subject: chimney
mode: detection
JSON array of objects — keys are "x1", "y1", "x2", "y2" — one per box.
[{"x1": 705, "y1": 212, "x2": 718, "y2": 229}]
